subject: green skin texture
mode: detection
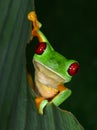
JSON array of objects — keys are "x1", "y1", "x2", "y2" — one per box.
[{"x1": 33, "y1": 30, "x2": 78, "y2": 114}]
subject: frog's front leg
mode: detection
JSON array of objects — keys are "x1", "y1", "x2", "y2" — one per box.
[
  {"x1": 35, "y1": 84, "x2": 71, "y2": 114},
  {"x1": 51, "y1": 84, "x2": 72, "y2": 106},
  {"x1": 35, "y1": 97, "x2": 48, "y2": 114}
]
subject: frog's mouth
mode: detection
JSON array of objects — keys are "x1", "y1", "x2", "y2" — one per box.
[{"x1": 33, "y1": 60, "x2": 65, "y2": 98}]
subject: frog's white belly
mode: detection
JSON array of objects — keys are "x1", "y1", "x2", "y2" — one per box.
[{"x1": 34, "y1": 60, "x2": 65, "y2": 98}]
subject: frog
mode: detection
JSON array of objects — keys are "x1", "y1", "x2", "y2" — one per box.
[{"x1": 28, "y1": 11, "x2": 80, "y2": 114}]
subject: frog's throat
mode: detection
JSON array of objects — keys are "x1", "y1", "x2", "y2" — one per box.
[
  {"x1": 33, "y1": 60, "x2": 65, "y2": 98},
  {"x1": 35, "y1": 77, "x2": 59, "y2": 99}
]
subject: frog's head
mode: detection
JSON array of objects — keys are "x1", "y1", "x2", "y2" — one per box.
[{"x1": 33, "y1": 42, "x2": 80, "y2": 86}]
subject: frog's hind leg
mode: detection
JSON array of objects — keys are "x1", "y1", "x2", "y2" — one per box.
[{"x1": 51, "y1": 84, "x2": 72, "y2": 106}]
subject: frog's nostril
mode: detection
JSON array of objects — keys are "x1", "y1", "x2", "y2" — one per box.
[{"x1": 68, "y1": 62, "x2": 80, "y2": 76}]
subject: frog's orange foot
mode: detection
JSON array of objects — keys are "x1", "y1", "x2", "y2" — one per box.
[
  {"x1": 35, "y1": 97, "x2": 48, "y2": 114},
  {"x1": 28, "y1": 11, "x2": 42, "y2": 31},
  {"x1": 57, "y1": 84, "x2": 67, "y2": 92}
]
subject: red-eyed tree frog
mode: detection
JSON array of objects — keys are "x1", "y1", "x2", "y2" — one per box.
[{"x1": 28, "y1": 11, "x2": 80, "y2": 114}]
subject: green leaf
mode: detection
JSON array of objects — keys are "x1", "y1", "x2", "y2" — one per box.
[{"x1": 0, "y1": 0, "x2": 84, "y2": 130}]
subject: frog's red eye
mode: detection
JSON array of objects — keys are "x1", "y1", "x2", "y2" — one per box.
[
  {"x1": 35, "y1": 42, "x2": 46, "y2": 55},
  {"x1": 68, "y1": 62, "x2": 80, "y2": 76}
]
